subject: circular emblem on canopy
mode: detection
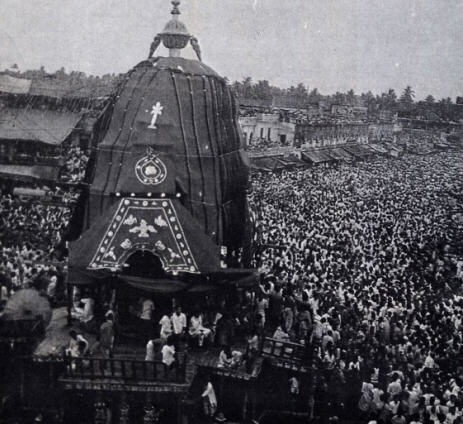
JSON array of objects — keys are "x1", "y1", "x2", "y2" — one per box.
[{"x1": 135, "y1": 148, "x2": 167, "y2": 186}]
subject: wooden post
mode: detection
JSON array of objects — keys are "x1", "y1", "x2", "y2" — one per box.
[
  {"x1": 250, "y1": 385, "x2": 257, "y2": 422},
  {"x1": 176, "y1": 398, "x2": 183, "y2": 424},
  {"x1": 99, "y1": 358, "x2": 105, "y2": 377},
  {"x1": 90, "y1": 358, "x2": 95, "y2": 378},
  {"x1": 142, "y1": 360, "x2": 147, "y2": 380},
  {"x1": 19, "y1": 357, "x2": 25, "y2": 404},
  {"x1": 121, "y1": 360, "x2": 126, "y2": 379},
  {"x1": 242, "y1": 386, "x2": 249, "y2": 422},
  {"x1": 109, "y1": 357, "x2": 115, "y2": 376},
  {"x1": 308, "y1": 395, "x2": 315, "y2": 421},
  {"x1": 66, "y1": 272, "x2": 73, "y2": 326}
]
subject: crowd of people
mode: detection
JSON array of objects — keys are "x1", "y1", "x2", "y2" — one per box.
[
  {"x1": 0, "y1": 190, "x2": 77, "y2": 308},
  {"x1": 2, "y1": 123, "x2": 463, "y2": 423},
  {"x1": 58, "y1": 146, "x2": 89, "y2": 183},
  {"x1": 0, "y1": 137, "x2": 90, "y2": 306},
  {"x1": 62, "y1": 148, "x2": 463, "y2": 423},
  {"x1": 251, "y1": 151, "x2": 463, "y2": 423},
  {"x1": 0, "y1": 195, "x2": 72, "y2": 252},
  {"x1": 247, "y1": 138, "x2": 289, "y2": 152},
  {"x1": 0, "y1": 144, "x2": 88, "y2": 307}
]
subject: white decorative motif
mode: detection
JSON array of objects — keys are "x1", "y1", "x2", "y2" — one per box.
[
  {"x1": 147, "y1": 101, "x2": 163, "y2": 129},
  {"x1": 88, "y1": 198, "x2": 200, "y2": 274},
  {"x1": 124, "y1": 215, "x2": 137, "y2": 226},
  {"x1": 120, "y1": 239, "x2": 132, "y2": 250},
  {"x1": 167, "y1": 248, "x2": 181, "y2": 262},
  {"x1": 155, "y1": 240, "x2": 166, "y2": 251},
  {"x1": 135, "y1": 148, "x2": 167, "y2": 186},
  {"x1": 129, "y1": 219, "x2": 157, "y2": 238},
  {"x1": 103, "y1": 247, "x2": 117, "y2": 261},
  {"x1": 154, "y1": 215, "x2": 168, "y2": 227}
]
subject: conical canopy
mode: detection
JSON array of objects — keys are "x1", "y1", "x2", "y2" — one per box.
[{"x1": 69, "y1": 2, "x2": 251, "y2": 281}]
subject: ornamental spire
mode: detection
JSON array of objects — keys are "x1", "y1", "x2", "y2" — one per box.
[
  {"x1": 148, "y1": 0, "x2": 202, "y2": 61},
  {"x1": 171, "y1": 0, "x2": 181, "y2": 15}
]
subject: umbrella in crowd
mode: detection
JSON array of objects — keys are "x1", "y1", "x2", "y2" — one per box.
[{"x1": 2, "y1": 288, "x2": 52, "y2": 327}]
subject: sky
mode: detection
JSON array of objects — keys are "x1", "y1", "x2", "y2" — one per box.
[{"x1": 0, "y1": 0, "x2": 462, "y2": 100}]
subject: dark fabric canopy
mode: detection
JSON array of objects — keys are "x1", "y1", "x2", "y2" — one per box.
[
  {"x1": 122, "y1": 276, "x2": 189, "y2": 293},
  {"x1": 69, "y1": 197, "x2": 220, "y2": 277},
  {"x1": 84, "y1": 57, "x2": 250, "y2": 254}
]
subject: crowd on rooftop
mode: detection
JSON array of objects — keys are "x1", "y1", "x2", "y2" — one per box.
[
  {"x1": 240, "y1": 106, "x2": 370, "y2": 126},
  {"x1": 58, "y1": 146, "x2": 89, "y2": 183}
]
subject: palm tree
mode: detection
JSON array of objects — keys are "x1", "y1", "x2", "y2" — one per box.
[
  {"x1": 378, "y1": 89, "x2": 397, "y2": 110},
  {"x1": 242, "y1": 77, "x2": 254, "y2": 99},
  {"x1": 437, "y1": 97, "x2": 453, "y2": 120},
  {"x1": 308, "y1": 88, "x2": 321, "y2": 103},
  {"x1": 254, "y1": 80, "x2": 272, "y2": 101},
  {"x1": 333, "y1": 91, "x2": 346, "y2": 104},
  {"x1": 346, "y1": 89, "x2": 356, "y2": 105},
  {"x1": 361, "y1": 91, "x2": 377, "y2": 113},
  {"x1": 400, "y1": 86, "x2": 415, "y2": 104}
]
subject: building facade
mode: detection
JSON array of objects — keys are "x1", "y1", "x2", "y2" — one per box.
[{"x1": 239, "y1": 113, "x2": 295, "y2": 146}]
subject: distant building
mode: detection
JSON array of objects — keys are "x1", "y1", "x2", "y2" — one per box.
[
  {"x1": 306, "y1": 103, "x2": 322, "y2": 118},
  {"x1": 378, "y1": 109, "x2": 397, "y2": 123},
  {"x1": 0, "y1": 72, "x2": 100, "y2": 185},
  {"x1": 353, "y1": 106, "x2": 368, "y2": 119},
  {"x1": 239, "y1": 113, "x2": 295, "y2": 146},
  {"x1": 0, "y1": 107, "x2": 84, "y2": 183},
  {"x1": 0, "y1": 73, "x2": 31, "y2": 94},
  {"x1": 368, "y1": 123, "x2": 399, "y2": 141},
  {"x1": 330, "y1": 104, "x2": 353, "y2": 116},
  {"x1": 295, "y1": 122, "x2": 369, "y2": 148}
]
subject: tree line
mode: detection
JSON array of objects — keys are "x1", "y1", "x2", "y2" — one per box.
[
  {"x1": 231, "y1": 77, "x2": 457, "y2": 118},
  {"x1": 4, "y1": 66, "x2": 125, "y2": 97},
  {"x1": 3, "y1": 66, "x2": 458, "y2": 119}
]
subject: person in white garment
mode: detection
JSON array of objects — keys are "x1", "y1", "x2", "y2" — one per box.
[
  {"x1": 161, "y1": 337, "x2": 178, "y2": 377},
  {"x1": 189, "y1": 312, "x2": 212, "y2": 347},
  {"x1": 140, "y1": 298, "x2": 155, "y2": 321},
  {"x1": 202, "y1": 380, "x2": 217, "y2": 417},
  {"x1": 217, "y1": 345, "x2": 242, "y2": 370},
  {"x1": 159, "y1": 314, "x2": 173, "y2": 342},
  {"x1": 72, "y1": 297, "x2": 95, "y2": 325},
  {"x1": 171, "y1": 306, "x2": 187, "y2": 348},
  {"x1": 145, "y1": 338, "x2": 156, "y2": 362}
]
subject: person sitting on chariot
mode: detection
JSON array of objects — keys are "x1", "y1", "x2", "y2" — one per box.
[{"x1": 189, "y1": 311, "x2": 213, "y2": 347}]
